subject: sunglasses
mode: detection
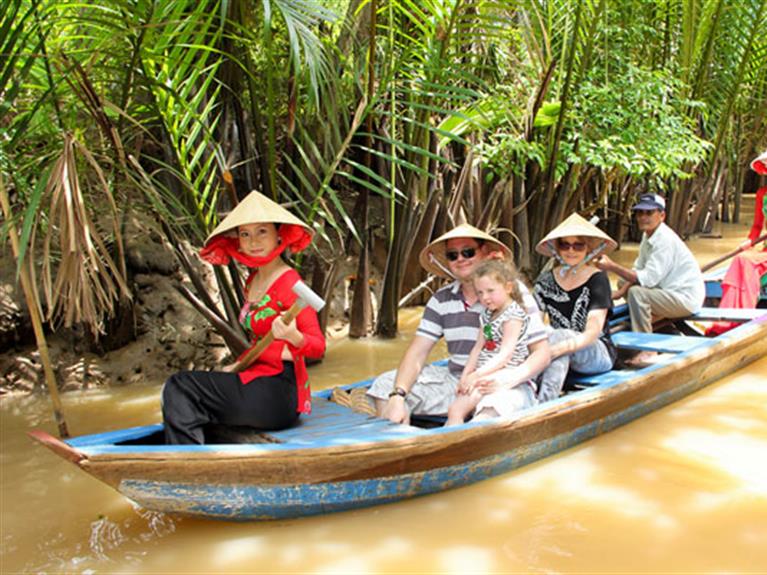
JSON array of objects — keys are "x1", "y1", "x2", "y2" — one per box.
[
  {"x1": 445, "y1": 247, "x2": 477, "y2": 261},
  {"x1": 558, "y1": 240, "x2": 587, "y2": 252}
]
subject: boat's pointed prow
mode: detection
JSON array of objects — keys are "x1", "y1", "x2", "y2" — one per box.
[{"x1": 28, "y1": 430, "x2": 86, "y2": 464}]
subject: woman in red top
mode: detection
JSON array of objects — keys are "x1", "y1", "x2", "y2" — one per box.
[{"x1": 162, "y1": 191, "x2": 326, "y2": 444}]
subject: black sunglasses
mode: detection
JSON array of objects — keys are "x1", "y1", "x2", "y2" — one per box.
[
  {"x1": 445, "y1": 247, "x2": 477, "y2": 261},
  {"x1": 558, "y1": 240, "x2": 586, "y2": 252}
]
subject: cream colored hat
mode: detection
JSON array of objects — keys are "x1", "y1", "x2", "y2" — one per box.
[
  {"x1": 204, "y1": 190, "x2": 312, "y2": 244},
  {"x1": 751, "y1": 149, "x2": 767, "y2": 175},
  {"x1": 419, "y1": 223, "x2": 512, "y2": 278},
  {"x1": 535, "y1": 213, "x2": 617, "y2": 258}
]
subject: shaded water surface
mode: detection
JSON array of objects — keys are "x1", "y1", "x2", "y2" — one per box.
[{"x1": 2, "y1": 216, "x2": 766, "y2": 573}]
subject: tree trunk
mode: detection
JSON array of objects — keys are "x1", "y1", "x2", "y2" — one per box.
[{"x1": 349, "y1": 0, "x2": 376, "y2": 338}]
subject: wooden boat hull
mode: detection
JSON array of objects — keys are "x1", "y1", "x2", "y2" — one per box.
[{"x1": 30, "y1": 308, "x2": 767, "y2": 521}]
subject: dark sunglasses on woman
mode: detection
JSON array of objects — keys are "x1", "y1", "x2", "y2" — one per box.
[
  {"x1": 445, "y1": 247, "x2": 477, "y2": 261},
  {"x1": 558, "y1": 240, "x2": 586, "y2": 252}
]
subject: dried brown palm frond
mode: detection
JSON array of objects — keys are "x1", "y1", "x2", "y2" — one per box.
[{"x1": 36, "y1": 133, "x2": 131, "y2": 336}]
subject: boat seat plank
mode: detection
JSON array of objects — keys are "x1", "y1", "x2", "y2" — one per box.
[
  {"x1": 610, "y1": 305, "x2": 766, "y2": 330},
  {"x1": 690, "y1": 307, "x2": 767, "y2": 322},
  {"x1": 567, "y1": 369, "x2": 636, "y2": 388},
  {"x1": 705, "y1": 282, "x2": 722, "y2": 299},
  {"x1": 69, "y1": 424, "x2": 165, "y2": 447},
  {"x1": 611, "y1": 332, "x2": 709, "y2": 353},
  {"x1": 71, "y1": 400, "x2": 425, "y2": 448},
  {"x1": 265, "y1": 399, "x2": 427, "y2": 444}
]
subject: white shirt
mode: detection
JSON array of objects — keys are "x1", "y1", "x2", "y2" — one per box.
[{"x1": 634, "y1": 222, "x2": 705, "y2": 311}]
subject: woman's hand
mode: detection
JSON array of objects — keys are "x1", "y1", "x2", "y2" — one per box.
[{"x1": 271, "y1": 315, "x2": 304, "y2": 347}]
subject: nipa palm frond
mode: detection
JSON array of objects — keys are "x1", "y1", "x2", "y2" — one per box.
[{"x1": 39, "y1": 134, "x2": 131, "y2": 336}]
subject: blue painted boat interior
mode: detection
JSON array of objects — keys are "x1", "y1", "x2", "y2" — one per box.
[{"x1": 64, "y1": 306, "x2": 767, "y2": 456}]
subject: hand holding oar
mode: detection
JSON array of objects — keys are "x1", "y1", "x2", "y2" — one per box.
[
  {"x1": 701, "y1": 233, "x2": 767, "y2": 273},
  {"x1": 232, "y1": 280, "x2": 325, "y2": 372}
]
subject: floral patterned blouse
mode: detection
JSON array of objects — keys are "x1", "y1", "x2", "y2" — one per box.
[{"x1": 237, "y1": 268, "x2": 325, "y2": 414}]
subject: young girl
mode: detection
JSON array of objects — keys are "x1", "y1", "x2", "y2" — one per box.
[{"x1": 446, "y1": 260, "x2": 536, "y2": 426}]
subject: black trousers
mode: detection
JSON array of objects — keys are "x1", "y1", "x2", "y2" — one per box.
[{"x1": 161, "y1": 363, "x2": 298, "y2": 444}]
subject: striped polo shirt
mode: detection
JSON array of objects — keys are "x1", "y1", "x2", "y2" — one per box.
[{"x1": 416, "y1": 280, "x2": 547, "y2": 376}]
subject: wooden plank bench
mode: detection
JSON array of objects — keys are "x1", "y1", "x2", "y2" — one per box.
[
  {"x1": 567, "y1": 369, "x2": 636, "y2": 388},
  {"x1": 689, "y1": 307, "x2": 767, "y2": 322},
  {"x1": 264, "y1": 398, "x2": 428, "y2": 445},
  {"x1": 611, "y1": 331, "x2": 709, "y2": 353},
  {"x1": 568, "y1": 330, "x2": 714, "y2": 389},
  {"x1": 609, "y1": 306, "x2": 767, "y2": 333}
]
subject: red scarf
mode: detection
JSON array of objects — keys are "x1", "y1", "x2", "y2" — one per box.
[{"x1": 200, "y1": 224, "x2": 312, "y2": 267}]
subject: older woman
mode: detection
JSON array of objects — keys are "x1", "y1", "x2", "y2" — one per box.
[
  {"x1": 533, "y1": 214, "x2": 618, "y2": 402},
  {"x1": 162, "y1": 191, "x2": 326, "y2": 444}
]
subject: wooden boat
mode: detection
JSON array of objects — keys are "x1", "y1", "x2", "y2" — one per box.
[{"x1": 30, "y1": 299, "x2": 767, "y2": 521}]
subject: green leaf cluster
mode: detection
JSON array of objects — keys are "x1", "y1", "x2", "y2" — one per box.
[{"x1": 570, "y1": 65, "x2": 712, "y2": 181}]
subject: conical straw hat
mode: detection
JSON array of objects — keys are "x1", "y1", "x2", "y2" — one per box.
[
  {"x1": 535, "y1": 213, "x2": 617, "y2": 258},
  {"x1": 419, "y1": 223, "x2": 512, "y2": 278},
  {"x1": 751, "y1": 150, "x2": 767, "y2": 175},
  {"x1": 204, "y1": 191, "x2": 312, "y2": 245}
]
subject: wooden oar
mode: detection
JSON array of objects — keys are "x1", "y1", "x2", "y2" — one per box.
[
  {"x1": 232, "y1": 280, "x2": 325, "y2": 372},
  {"x1": 700, "y1": 233, "x2": 767, "y2": 273}
]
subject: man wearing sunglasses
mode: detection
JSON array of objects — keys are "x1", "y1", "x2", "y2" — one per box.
[
  {"x1": 366, "y1": 224, "x2": 550, "y2": 424},
  {"x1": 594, "y1": 194, "x2": 704, "y2": 352}
]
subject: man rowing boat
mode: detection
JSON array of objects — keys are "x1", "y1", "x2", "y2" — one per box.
[{"x1": 594, "y1": 194, "x2": 705, "y2": 364}]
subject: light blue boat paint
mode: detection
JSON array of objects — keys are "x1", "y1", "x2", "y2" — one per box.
[
  {"x1": 68, "y1": 424, "x2": 165, "y2": 448},
  {"x1": 68, "y1": 314, "x2": 764, "y2": 459},
  {"x1": 68, "y1": 312, "x2": 764, "y2": 458}
]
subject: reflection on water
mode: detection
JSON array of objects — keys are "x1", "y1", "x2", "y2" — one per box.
[{"x1": 2, "y1": 215, "x2": 767, "y2": 573}]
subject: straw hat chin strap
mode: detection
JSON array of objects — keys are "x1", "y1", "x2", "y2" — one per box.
[
  {"x1": 553, "y1": 240, "x2": 607, "y2": 277},
  {"x1": 201, "y1": 223, "x2": 311, "y2": 267}
]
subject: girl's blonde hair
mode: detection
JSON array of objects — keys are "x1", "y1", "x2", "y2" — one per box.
[{"x1": 472, "y1": 260, "x2": 523, "y2": 305}]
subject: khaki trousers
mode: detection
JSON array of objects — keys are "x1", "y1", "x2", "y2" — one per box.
[{"x1": 627, "y1": 285, "x2": 696, "y2": 333}]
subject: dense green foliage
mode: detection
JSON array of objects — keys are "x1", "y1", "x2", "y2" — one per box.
[{"x1": 1, "y1": 0, "x2": 765, "y2": 344}]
